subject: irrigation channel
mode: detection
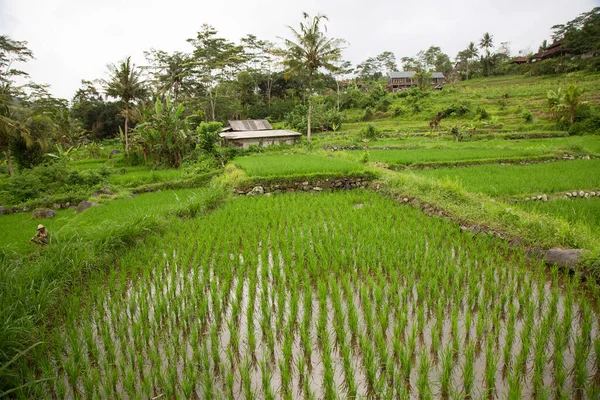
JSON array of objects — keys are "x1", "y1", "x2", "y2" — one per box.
[{"x1": 44, "y1": 191, "x2": 599, "y2": 399}]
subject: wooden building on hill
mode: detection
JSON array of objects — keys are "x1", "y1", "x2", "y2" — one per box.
[
  {"x1": 387, "y1": 71, "x2": 445, "y2": 92},
  {"x1": 532, "y1": 40, "x2": 573, "y2": 61},
  {"x1": 219, "y1": 120, "x2": 301, "y2": 149}
]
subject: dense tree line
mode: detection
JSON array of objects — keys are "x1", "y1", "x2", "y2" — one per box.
[{"x1": 1, "y1": 7, "x2": 599, "y2": 172}]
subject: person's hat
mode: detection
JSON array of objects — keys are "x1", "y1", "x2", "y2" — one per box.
[{"x1": 37, "y1": 224, "x2": 44, "y2": 230}]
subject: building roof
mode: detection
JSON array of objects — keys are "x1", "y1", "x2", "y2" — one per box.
[
  {"x1": 388, "y1": 71, "x2": 445, "y2": 79},
  {"x1": 219, "y1": 129, "x2": 302, "y2": 140},
  {"x1": 224, "y1": 119, "x2": 273, "y2": 132},
  {"x1": 510, "y1": 56, "x2": 529, "y2": 64}
]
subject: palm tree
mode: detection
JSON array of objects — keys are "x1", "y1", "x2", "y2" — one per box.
[
  {"x1": 479, "y1": 33, "x2": 494, "y2": 76},
  {"x1": 465, "y1": 42, "x2": 479, "y2": 80},
  {"x1": 102, "y1": 57, "x2": 146, "y2": 155},
  {"x1": 145, "y1": 50, "x2": 193, "y2": 104},
  {"x1": 479, "y1": 32, "x2": 494, "y2": 56},
  {"x1": 281, "y1": 13, "x2": 345, "y2": 141}
]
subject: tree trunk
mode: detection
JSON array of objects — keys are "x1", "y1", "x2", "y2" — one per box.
[
  {"x1": 336, "y1": 80, "x2": 340, "y2": 112},
  {"x1": 5, "y1": 144, "x2": 13, "y2": 176},
  {"x1": 307, "y1": 74, "x2": 312, "y2": 142},
  {"x1": 124, "y1": 104, "x2": 129, "y2": 156},
  {"x1": 466, "y1": 62, "x2": 469, "y2": 80},
  {"x1": 570, "y1": 105, "x2": 575, "y2": 126},
  {"x1": 267, "y1": 76, "x2": 273, "y2": 106}
]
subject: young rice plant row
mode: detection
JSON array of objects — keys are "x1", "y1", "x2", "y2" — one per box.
[{"x1": 40, "y1": 191, "x2": 600, "y2": 399}]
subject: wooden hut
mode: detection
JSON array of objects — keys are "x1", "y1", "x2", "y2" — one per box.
[{"x1": 219, "y1": 120, "x2": 301, "y2": 149}]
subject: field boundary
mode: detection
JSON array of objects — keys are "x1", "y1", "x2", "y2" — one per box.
[{"x1": 385, "y1": 154, "x2": 596, "y2": 170}]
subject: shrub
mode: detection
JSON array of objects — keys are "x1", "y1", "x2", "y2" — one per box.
[
  {"x1": 10, "y1": 138, "x2": 44, "y2": 169},
  {"x1": 197, "y1": 122, "x2": 223, "y2": 155},
  {"x1": 359, "y1": 150, "x2": 369, "y2": 163},
  {"x1": 362, "y1": 107, "x2": 374, "y2": 122},
  {"x1": 521, "y1": 109, "x2": 533, "y2": 123},
  {"x1": 476, "y1": 105, "x2": 490, "y2": 120},
  {"x1": 360, "y1": 123, "x2": 379, "y2": 140},
  {"x1": 390, "y1": 104, "x2": 407, "y2": 117},
  {"x1": 441, "y1": 102, "x2": 470, "y2": 118},
  {"x1": 284, "y1": 103, "x2": 343, "y2": 133}
]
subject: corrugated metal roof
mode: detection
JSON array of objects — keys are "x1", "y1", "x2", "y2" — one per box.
[
  {"x1": 227, "y1": 119, "x2": 273, "y2": 131},
  {"x1": 388, "y1": 71, "x2": 445, "y2": 79},
  {"x1": 220, "y1": 130, "x2": 302, "y2": 140}
]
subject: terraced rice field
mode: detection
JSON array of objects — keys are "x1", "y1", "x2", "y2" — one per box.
[
  {"x1": 42, "y1": 191, "x2": 600, "y2": 399},
  {"x1": 409, "y1": 158, "x2": 600, "y2": 197}
]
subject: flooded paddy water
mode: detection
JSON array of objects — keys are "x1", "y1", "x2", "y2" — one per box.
[{"x1": 43, "y1": 191, "x2": 599, "y2": 399}]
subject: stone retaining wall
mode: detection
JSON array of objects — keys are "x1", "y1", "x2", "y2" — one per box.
[{"x1": 236, "y1": 177, "x2": 370, "y2": 196}]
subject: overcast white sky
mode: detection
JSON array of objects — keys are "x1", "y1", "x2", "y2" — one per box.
[{"x1": 1, "y1": 0, "x2": 597, "y2": 101}]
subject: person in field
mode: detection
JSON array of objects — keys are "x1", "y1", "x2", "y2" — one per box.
[{"x1": 29, "y1": 224, "x2": 50, "y2": 245}]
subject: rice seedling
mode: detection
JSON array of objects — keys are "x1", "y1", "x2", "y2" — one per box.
[{"x1": 26, "y1": 190, "x2": 600, "y2": 399}]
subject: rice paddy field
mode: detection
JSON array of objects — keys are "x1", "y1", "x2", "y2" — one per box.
[
  {"x1": 345, "y1": 136, "x2": 600, "y2": 167},
  {"x1": 233, "y1": 154, "x2": 365, "y2": 178},
  {"x1": 38, "y1": 191, "x2": 600, "y2": 399},
  {"x1": 0, "y1": 188, "x2": 209, "y2": 256},
  {"x1": 517, "y1": 197, "x2": 600, "y2": 233},
  {"x1": 407, "y1": 158, "x2": 600, "y2": 198}
]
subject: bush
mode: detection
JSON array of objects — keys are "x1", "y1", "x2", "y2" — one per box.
[
  {"x1": 390, "y1": 104, "x2": 407, "y2": 117},
  {"x1": 10, "y1": 138, "x2": 44, "y2": 169},
  {"x1": 284, "y1": 103, "x2": 343, "y2": 133},
  {"x1": 521, "y1": 109, "x2": 533, "y2": 123},
  {"x1": 362, "y1": 107, "x2": 374, "y2": 122},
  {"x1": 360, "y1": 123, "x2": 379, "y2": 140},
  {"x1": 441, "y1": 102, "x2": 471, "y2": 118},
  {"x1": 476, "y1": 105, "x2": 490, "y2": 120}
]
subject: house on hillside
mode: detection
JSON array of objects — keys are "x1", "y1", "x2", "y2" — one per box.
[
  {"x1": 532, "y1": 40, "x2": 573, "y2": 61},
  {"x1": 387, "y1": 71, "x2": 445, "y2": 92},
  {"x1": 509, "y1": 56, "x2": 530, "y2": 64},
  {"x1": 219, "y1": 120, "x2": 302, "y2": 149}
]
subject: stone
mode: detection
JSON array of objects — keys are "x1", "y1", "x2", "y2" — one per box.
[
  {"x1": 537, "y1": 195, "x2": 543, "y2": 200},
  {"x1": 92, "y1": 186, "x2": 114, "y2": 197},
  {"x1": 542, "y1": 194, "x2": 548, "y2": 202},
  {"x1": 33, "y1": 208, "x2": 56, "y2": 219},
  {"x1": 76, "y1": 201, "x2": 100, "y2": 213},
  {"x1": 403, "y1": 197, "x2": 409, "y2": 203},
  {"x1": 544, "y1": 248, "x2": 584, "y2": 269},
  {"x1": 264, "y1": 192, "x2": 272, "y2": 197},
  {"x1": 584, "y1": 192, "x2": 590, "y2": 198},
  {"x1": 109, "y1": 149, "x2": 121, "y2": 159},
  {"x1": 572, "y1": 191, "x2": 578, "y2": 197},
  {"x1": 354, "y1": 203, "x2": 365, "y2": 209},
  {"x1": 313, "y1": 187, "x2": 323, "y2": 191},
  {"x1": 579, "y1": 190, "x2": 585, "y2": 197},
  {"x1": 566, "y1": 192, "x2": 572, "y2": 198},
  {"x1": 251, "y1": 186, "x2": 264, "y2": 195},
  {"x1": 302, "y1": 181, "x2": 309, "y2": 186}
]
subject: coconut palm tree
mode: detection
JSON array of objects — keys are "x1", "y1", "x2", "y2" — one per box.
[
  {"x1": 102, "y1": 57, "x2": 147, "y2": 155},
  {"x1": 281, "y1": 13, "x2": 345, "y2": 141},
  {"x1": 479, "y1": 33, "x2": 494, "y2": 76},
  {"x1": 465, "y1": 42, "x2": 479, "y2": 80},
  {"x1": 479, "y1": 32, "x2": 494, "y2": 56}
]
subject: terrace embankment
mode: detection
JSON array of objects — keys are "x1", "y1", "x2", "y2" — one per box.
[{"x1": 235, "y1": 174, "x2": 374, "y2": 196}]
